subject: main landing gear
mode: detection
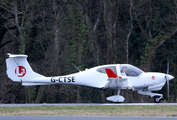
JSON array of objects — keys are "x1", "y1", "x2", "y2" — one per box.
[
  {"x1": 106, "y1": 89, "x2": 125, "y2": 103},
  {"x1": 138, "y1": 90, "x2": 163, "y2": 103},
  {"x1": 106, "y1": 89, "x2": 163, "y2": 103}
]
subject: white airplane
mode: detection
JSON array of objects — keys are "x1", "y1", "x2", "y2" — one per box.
[{"x1": 6, "y1": 53, "x2": 174, "y2": 103}]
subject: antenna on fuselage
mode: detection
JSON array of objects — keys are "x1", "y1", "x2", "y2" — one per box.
[{"x1": 72, "y1": 63, "x2": 81, "y2": 72}]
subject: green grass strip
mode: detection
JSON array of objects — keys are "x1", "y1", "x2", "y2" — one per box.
[{"x1": 0, "y1": 105, "x2": 177, "y2": 116}]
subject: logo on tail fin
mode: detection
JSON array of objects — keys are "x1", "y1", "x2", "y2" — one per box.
[{"x1": 15, "y1": 66, "x2": 26, "y2": 77}]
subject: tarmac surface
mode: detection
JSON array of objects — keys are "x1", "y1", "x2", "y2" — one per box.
[{"x1": 0, "y1": 103, "x2": 177, "y2": 107}]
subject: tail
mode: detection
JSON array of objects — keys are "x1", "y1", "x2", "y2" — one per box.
[{"x1": 6, "y1": 53, "x2": 45, "y2": 85}]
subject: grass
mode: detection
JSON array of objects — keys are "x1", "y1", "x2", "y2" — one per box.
[{"x1": 0, "y1": 105, "x2": 177, "y2": 116}]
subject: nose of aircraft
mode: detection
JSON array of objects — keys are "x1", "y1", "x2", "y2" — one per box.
[{"x1": 166, "y1": 74, "x2": 174, "y2": 81}]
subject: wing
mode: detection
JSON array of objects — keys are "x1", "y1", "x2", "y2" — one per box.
[
  {"x1": 104, "y1": 68, "x2": 127, "y2": 89},
  {"x1": 105, "y1": 68, "x2": 122, "y2": 78}
]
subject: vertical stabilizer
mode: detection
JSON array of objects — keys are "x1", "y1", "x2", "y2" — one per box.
[{"x1": 6, "y1": 53, "x2": 44, "y2": 82}]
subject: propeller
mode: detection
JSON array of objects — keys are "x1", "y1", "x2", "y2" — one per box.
[
  {"x1": 166, "y1": 59, "x2": 169, "y2": 100},
  {"x1": 165, "y1": 59, "x2": 174, "y2": 101}
]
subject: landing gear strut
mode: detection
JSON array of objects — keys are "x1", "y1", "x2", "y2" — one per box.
[
  {"x1": 106, "y1": 89, "x2": 125, "y2": 103},
  {"x1": 138, "y1": 90, "x2": 163, "y2": 103}
]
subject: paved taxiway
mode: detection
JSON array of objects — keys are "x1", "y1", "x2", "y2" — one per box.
[
  {"x1": 0, "y1": 103, "x2": 177, "y2": 107},
  {"x1": 0, "y1": 116, "x2": 177, "y2": 120}
]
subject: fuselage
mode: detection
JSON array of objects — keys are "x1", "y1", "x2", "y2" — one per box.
[{"x1": 22, "y1": 64, "x2": 173, "y2": 92}]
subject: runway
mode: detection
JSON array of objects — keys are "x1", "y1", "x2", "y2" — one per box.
[
  {"x1": 0, "y1": 103, "x2": 177, "y2": 107},
  {"x1": 0, "y1": 116, "x2": 176, "y2": 120}
]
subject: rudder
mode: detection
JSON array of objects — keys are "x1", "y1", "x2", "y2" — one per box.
[{"x1": 6, "y1": 53, "x2": 44, "y2": 83}]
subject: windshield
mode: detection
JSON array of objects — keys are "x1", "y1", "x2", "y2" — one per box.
[{"x1": 120, "y1": 65, "x2": 144, "y2": 77}]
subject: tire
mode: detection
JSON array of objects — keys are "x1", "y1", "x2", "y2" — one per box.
[{"x1": 153, "y1": 96, "x2": 161, "y2": 103}]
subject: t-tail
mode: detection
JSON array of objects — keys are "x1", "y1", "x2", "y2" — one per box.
[{"x1": 6, "y1": 53, "x2": 45, "y2": 86}]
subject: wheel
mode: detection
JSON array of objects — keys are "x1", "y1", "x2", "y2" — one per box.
[{"x1": 153, "y1": 96, "x2": 161, "y2": 103}]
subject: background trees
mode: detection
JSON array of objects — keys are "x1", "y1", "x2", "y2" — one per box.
[{"x1": 0, "y1": 0, "x2": 177, "y2": 103}]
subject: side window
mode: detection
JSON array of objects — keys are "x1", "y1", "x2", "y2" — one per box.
[
  {"x1": 97, "y1": 66, "x2": 117, "y2": 74},
  {"x1": 120, "y1": 65, "x2": 144, "y2": 77}
]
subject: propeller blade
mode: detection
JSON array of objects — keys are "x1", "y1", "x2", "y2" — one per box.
[
  {"x1": 165, "y1": 59, "x2": 174, "y2": 101},
  {"x1": 166, "y1": 74, "x2": 174, "y2": 100},
  {"x1": 167, "y1": 77, "x2": 169, "y2": 99},
  {"x1": 167, "y1": 59, "x2": 169, "y2": 100},
  {"x1": 167, "y1": 59, "x2": 169, "y2": 75}
]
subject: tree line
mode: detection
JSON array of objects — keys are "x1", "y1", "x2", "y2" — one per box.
[{"x1": 0, "y1": 0, "x2": 177, "y2": 103}]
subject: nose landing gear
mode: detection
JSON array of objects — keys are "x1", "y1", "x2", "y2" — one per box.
[
  {"x1": 138, "y1": 90, "x2": 163, "y2": 103},
  {"x1": 153, "y1": 96, "x2": 162, "y2": 103}
]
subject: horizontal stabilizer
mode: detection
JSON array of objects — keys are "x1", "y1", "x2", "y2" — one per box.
[{"x1": 22, "y1": 82, "x2": 52, "y2": 86}]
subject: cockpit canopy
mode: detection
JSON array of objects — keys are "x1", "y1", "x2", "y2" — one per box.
[
  {"x1": 120, "y1": 64, "x2": 144, "y2": 77},
  {"x1": 96, "y1": 64, "x2": 144, "y2": 77}
]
